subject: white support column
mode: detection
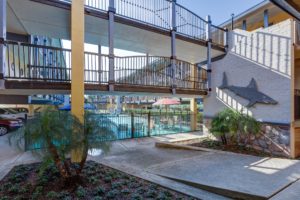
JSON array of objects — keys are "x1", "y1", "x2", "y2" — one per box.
[
  {"x1": 171, "y1": 0, "x2": 177, "y2": 95},
  {"x1": 0, "y1": 0, "x2": 6, "y2": 88},
  {"x1": 206, "y1": 15, "x2": 212, "y2": 93},
  {"x1": 108, "y1": 0, "x2": 115, "y2": 92}
]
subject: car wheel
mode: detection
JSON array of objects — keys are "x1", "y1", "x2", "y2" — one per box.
[{"x1": 0, "y1": 126, "x2": 8, "y2": 136}]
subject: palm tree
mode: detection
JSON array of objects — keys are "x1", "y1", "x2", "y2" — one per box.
[{"x1": 10, "y1": 108, "x2": 115, "y2": 183}]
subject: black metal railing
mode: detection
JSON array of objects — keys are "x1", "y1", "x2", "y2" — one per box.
[
  {"x1": 175, "y1": 3, "x2": 207, "y2": 41},
  {"x1": 25, "y1": 111, "x2": 200, "y2": 150},
  {"x1": 2, "y1": 40, "x2": 207, "y2": 91},
  {"x1": 115, "y1": 0, "x2": 171, "y2": 30},
  {"x1": 61, "y1": 0, "x2": 227, "y2": 47},
  {"x1": 5, "y1": 40, "x2": 71, "y2": 81}
]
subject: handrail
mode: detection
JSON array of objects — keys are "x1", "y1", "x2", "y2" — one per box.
[{"x1": 2, "y1": 40, "x2": 208, "y2": 91}]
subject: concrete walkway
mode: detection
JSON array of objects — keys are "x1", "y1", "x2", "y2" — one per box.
[
  {"x1": 91, "y1": 133, "x2": 229, "y2": 200},
  {"x1": 0, "y1": 134, "x2": 39, "y2": 180},
  {"x1": 2, "y1": 132, "x2": 300, "y2": 199},
  {"x1": 91, "y1": 134, "x2": 300, "y2": 200}
]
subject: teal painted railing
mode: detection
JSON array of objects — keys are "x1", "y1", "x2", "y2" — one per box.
[{"x1": 25, "y1": 112, "x2": 200, "y2": 150}]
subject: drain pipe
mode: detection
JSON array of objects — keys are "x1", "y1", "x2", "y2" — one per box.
[{"x1": 206, "y1": 15, "x2": 212, "y2": 94}]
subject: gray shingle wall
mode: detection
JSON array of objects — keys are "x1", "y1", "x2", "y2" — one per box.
[{"x1": 204, "y1": 19, "x2": 292, "y2": 125}]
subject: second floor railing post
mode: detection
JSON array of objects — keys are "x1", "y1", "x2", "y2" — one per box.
[
  {"x1": 108, "y1": 0, "x2": 115, "y2": 91},
  {"x1": 98, "y1": 45, "x2": 102, "y2": 83},
  {"x1": 224, "y1": 28, "x2": 229, "y2": 52},
  {"x1": 147, "y1": 111, "x2": 151, "y2": 137},
  {"x1": 0, "y1": 0, "x2": 6, "y2": 88},
  {"x1": 171, "y1": 0, "x2": 177, "y2": 95},
  {"x1": 146, "y1": 53, "x2": 149, "y2": 85},
  {"x1": 206, "y1": 15, "x2": 212, "y2": 93}
]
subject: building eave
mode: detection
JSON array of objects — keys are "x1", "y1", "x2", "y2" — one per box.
[
  {"x1": 219, "y1": 0, "x2": 271, "y2": 27},
  {"x1": 270, "y1": 0, "x2": 300, "y2": 21}
]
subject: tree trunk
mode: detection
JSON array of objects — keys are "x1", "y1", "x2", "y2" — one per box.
[
  {"x1": 221, "y1": 134, "x2": 227, "y2": 145},
  {"x1": 48, "y1": 143, "x2": 71, "y2": 178},
  {"x1": 76, "y1": 140, "x2": 88, "y2": 175},
  {"x1": 45, "y1": 135, "x2": 71, "y2": 178}
]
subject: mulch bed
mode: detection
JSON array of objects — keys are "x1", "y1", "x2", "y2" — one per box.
[
  {"x1": 190, "y1": 139, "x2": 273, "y2": 157},
  {"x1": 0, "y1": 161, "x2": 197, "y2": 200}
]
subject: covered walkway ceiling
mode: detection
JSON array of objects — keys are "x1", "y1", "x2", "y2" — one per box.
[{"x1": 7, "y1": 0, "x2": 225, "y2": 64}]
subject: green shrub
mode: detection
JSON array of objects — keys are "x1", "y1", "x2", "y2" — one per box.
[
  {"x1": 76, "y1": 186, "x2": 86, "y2": 198},
  {"x1": 210, "y1": 108, "x2": 261, "y2": 145},
  {"x1": 93, "y1": 186, "x2": 105, "y2": 195},
  {"x1": 8, "y1": 184, "x2": 20, "y2": 193},
  {"x1": 157, "y1": 192, "x2": 172, "y2": 200},
  {"x1": 104, "y1": 176, "x2": 112, "y2": 183},
  {"x1": 89, "y1": 176, "x2": 98, "y2": 184},
  {"x1": 111, "y1": 181, "x2": 123, "y2": 189},
  {"x1": 58, "y1": 191, "x2": 71, "y2": 199},
  {"x1": 46, "y1": 191, "x2": 60, "y2": 199},
  {"x1": 121, "y1": 188, "x2": 130, "y2": 195},
  {"x1": 145, "y1": 189, "x2": 156, "y2": 198},
  {"x1": 13, "y1": 196, "x2": 22, "y2": 200},
  {"x1": 131, "y1": 193, "x2": 142, "y2": 200},
  {"x1": 107, "y1": 189, "x2": 119, "y2": 199},
  {"x1": 136, "y1": 187, "x2": 146, "y2": 194}
]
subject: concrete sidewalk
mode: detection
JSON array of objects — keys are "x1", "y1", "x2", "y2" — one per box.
[
  {"x1": 92, "y1": 134, "x2": 230, "y2": 200},
  {"x1": 0, "y1": 134, "x2": 39, "y2": 180},
  {"x1": 92, "y1": 134, "x2": 300, "y2": 200},
  {"x1": 2, "y1": 132, "x2": 300, "y2": 199}
]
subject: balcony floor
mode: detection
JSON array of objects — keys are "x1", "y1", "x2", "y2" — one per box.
[{"x1": 1, "y1": 80, "x2": 207, "y2": 97}]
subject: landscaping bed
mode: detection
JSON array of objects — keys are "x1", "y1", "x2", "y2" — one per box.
[
  {"x1": 189, "y1": 139, "x2": 274, "y2": 157},
  {"x1": 0, "y1": 161, "x2": 197, "y2": 200}
]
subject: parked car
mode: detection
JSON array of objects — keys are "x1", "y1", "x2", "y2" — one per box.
[
  {"x1": 11, "y1": 107, "x2": 29, "y2": 113},
  {"x1": 0, "y1": 108, "x2": 27, "y2": 122},
  {"x1": 0, "y1": 117, "x2": 23, "y2": 136}
]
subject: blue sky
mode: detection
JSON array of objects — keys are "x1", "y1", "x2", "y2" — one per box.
[{"x1": 177, "y1": 0, "x2": 264, "y2": 25}]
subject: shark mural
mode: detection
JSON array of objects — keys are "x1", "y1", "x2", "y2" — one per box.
[{"x1": 219, "y1": 72, "x2": 278, "y2": 107}]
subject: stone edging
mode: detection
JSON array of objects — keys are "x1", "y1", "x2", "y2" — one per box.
[{"x1": 155, "y1": 141, "x2": 245, "y2": 156}]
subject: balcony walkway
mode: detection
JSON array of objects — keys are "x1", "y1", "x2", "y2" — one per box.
[
  {"x1": 0, "y1": 40, "x2": 207, "y2": 97},
  {"x1": 7, "y1": 0, "x2": 226, "y2": 64},
  {"x1": 3, "y1": 0, "x2": 228, "y2": 96}
]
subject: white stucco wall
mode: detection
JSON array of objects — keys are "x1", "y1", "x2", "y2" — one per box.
[{"x1": 204, "y1": 19, "x2": 292, "y2": 124}]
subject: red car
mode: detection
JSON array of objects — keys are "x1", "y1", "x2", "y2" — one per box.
[{"x1": 0, "y1": 117, "x2": 23, "y2": 136}]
